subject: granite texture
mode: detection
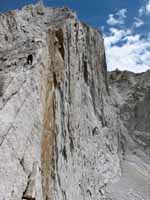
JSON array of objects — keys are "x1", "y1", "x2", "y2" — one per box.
[{"x1": 0, "y1": 2, "x2": 149, "y2": 200}]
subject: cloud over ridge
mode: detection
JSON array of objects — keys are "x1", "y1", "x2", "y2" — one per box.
[{"x1": 107, "y1": 9, "x2": 127, "y2": 25}]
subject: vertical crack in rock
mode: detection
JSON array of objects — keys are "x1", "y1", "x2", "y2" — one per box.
[
  {"x1": 55, "y1": 29, "x2": 65, "y2": 60},
  {"x1": 83, "y1": 60, "x2": 88, "y2": 84},
  {"x1": 0, "y1": 73, "x2": 4, "y2": 97},
  {"x1": 22, "y1": 162, "x2": 38, "y2": 200},
  {"x1": 41, "y1": 28, "x2": 64, "y2": 200}
]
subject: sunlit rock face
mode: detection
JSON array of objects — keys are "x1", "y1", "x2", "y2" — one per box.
[
  {"x1": 0, "y1": 3, "x2": 121, "y2": 200},
  {"x1": 0, "y1": 2, "x2": 149, "y2": 200}
]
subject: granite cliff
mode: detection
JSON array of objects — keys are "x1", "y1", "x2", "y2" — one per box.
[{"x1": 0, "y1": 2, "x2": 149, "y2": 200}]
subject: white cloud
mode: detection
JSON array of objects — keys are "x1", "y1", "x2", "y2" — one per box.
[
  {"x1": 107, "y1": 9, "x2": 127, "y2": 25},
  {"x1": 107, "y1": 14, "x2": 120, "y2": 26},
  {"x1": 146, "y1": 0, "x2": 150, "y2": 14},
  {"x1": 133, "y1": 17, "x2": 144, "y2": 28},
  {"x1": 117, "y1": 9, "x2": 127, "y2": 18},
  {"x1": 105, "y1": 28, "x2": 131, "y2": 47},
  {"x1": 139, "y1": 7, "x2": 145, "y2": 16},
  {"x1": 104, "y1": 28, "x2": 150, "y2": 73},
  {"x1": 139, "y1": 0, "x2": 150, "y2": 16}
]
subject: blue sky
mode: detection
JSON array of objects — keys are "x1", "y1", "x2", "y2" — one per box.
[{"x1": 0, "y1": 0, "x2": 150, "y2": 72}]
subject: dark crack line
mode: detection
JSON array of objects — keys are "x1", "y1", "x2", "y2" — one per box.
[
  {"x1": 0, "y1": 79, "x2": 26, "y2": 110},
  {"x1": 0, "y1": 93, "x2": 28, "y2": 146},
  {"x1": 5, "y1": 137, "x2": 27, "y2": 175}
]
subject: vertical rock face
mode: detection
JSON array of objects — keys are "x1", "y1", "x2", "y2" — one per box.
[
  {"x1": 109, "y1": 70, "x2": 150, "y2": 161},
  {"x1": 0, "y1": 3, "x2": 149, "y2": 200},
  {"x1": 0, "y1": 3, "x2": 120, "y2": 200},
  {"x1": 107, "y1": 70, "x2": 150, "y2": 200},
  {"x1": 53, "y1": 18, "x2": 120, "y2": 200}
]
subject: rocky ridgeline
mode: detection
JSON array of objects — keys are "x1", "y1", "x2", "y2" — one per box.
[{"x1": 0, "y1": 2, "x2": 149, "y2": 200}]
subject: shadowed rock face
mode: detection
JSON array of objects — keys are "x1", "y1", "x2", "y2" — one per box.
[
  {"x1": 0, "y1": 2, "x2": 149, "y2": 200},
  {"x1": 107, "y1": 70, "x2": 150, "y2": 200},
  {"x1": 109, "y1": 70, "x2": 150, "y2": 160}
]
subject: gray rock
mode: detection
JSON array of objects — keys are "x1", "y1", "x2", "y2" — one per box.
[
  {"x1": 107, "y1": 70, "x2": 150, "y2": 200},
  {"x1": 0, "y1": 2, "x2": 149, "y2": 200}
]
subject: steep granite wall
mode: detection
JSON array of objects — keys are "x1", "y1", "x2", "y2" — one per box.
[
  {"x1": 0, "y1": 3, "x2": 149, "y2": 200},
  {"x1": 0, "y1": 3, "x2": 121, "y2": 200}
]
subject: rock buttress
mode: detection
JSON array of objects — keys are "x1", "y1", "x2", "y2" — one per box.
[{"x1": 52, "y1": 20, "x2": 121, "y2": 200}]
